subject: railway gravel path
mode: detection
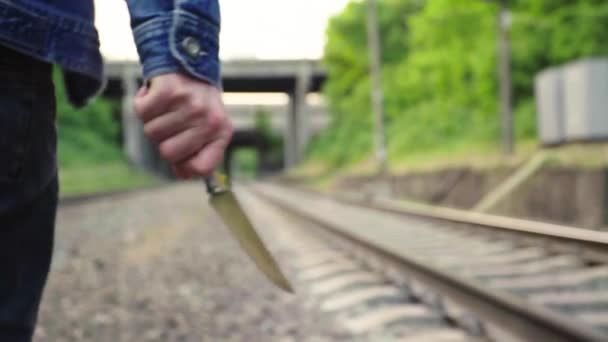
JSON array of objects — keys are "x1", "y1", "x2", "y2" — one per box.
[{"x1": 35, "y1": 183, "x2": 344, "y2": 342}]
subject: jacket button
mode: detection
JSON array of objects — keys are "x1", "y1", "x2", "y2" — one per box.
[{"x1": 182, "y1": 37, "x2": 204, "y2": 58}]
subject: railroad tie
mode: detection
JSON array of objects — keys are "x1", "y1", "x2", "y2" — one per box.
[
  {"x1": 320, "y1": 286, "x2": 403, "y2": 312},
  {"x1": 341, "y1": 305, "x2": 442, "y2": 335},
  {"x1": 309, "y1": 272, "x2": 385, "y2": 296},
  {"x1": 298, "y1": 261, "x2": 361, "y2": 281}
]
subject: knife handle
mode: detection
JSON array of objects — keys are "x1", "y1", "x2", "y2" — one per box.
[
  {"x1": 204, "y1": 175, "x2": 219, "y2": 195},
  {"x1": 204, "y1": 172, "x2": 228, "y2": 195}
]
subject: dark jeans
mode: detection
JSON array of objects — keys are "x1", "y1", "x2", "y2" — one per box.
[{"x1": 0, "y1": 46, "x2": 57, "y2": 342}]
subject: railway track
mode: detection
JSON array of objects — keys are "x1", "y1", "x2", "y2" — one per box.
[{"x1": 243, "y1": 182, "x2": 608, "y2": 341}]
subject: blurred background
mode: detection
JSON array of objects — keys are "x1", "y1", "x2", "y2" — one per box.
[
  {"x1": 59, "y1": 0, "x2": 608, "y2": 228},
  {"x1": 40, "y1": 2, "x2": 608, "y2": 340}
]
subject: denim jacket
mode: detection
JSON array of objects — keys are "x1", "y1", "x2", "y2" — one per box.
[{"x1": 0, "y1": 0, "x2": 221, "y2": 106}]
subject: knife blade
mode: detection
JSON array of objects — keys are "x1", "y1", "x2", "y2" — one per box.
[{"x1": 204, "y1": 174, "x2": 293, "y2": 293}]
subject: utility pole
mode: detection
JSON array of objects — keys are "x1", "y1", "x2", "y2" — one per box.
[
  {"x1": 498, "y1": 0, "x2": 514, "y2": 155},
  {"x1": 366, "y1": 0, "x2": 388, "y2": 173}
]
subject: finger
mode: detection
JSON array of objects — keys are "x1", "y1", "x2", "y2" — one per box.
[
  {"x1": 158, "y1": 127, "x2": 210, "y2": 163},
  {"x1": 136, "y1": 85, "x2": 148, "y2": 98},
  {"x1": 133, "y1": 81, "x2": 172, "y2": 122},
  {"x1": 184, "y1": 130, "x2": 232, "y2": 177},
  {"x1": 172, "y1": 164, "x2": 194, "y2": 180},
  {"x1": 143, "y1": 109, "x2": 193, "y2": 143}
]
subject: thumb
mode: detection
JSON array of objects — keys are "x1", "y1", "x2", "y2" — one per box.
[
  {"x1": 133, "y1": 80, "x2": 167, "y2": 121},
  {"x1": 135, "y1": 85, "x2": 149, "y2": 98}
]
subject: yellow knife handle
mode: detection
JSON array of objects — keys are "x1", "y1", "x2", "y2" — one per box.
[{"x1": 204, "y1": 172, "x2": 228, "y2": 195}]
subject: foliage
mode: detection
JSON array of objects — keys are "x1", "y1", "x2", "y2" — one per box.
[
  {"x1": 254, "y1": 108, "x2": 281, "y2": 147},
  {"x1": 232, "y1": 149, "x2": 259, "y2": 179},
  {"x1": 309, "y1": 0, "x2": 608, "y2": 168},
  {"x1": 254, "y1": 108, "x2": 284, "y2": 167},
  {"x1": 54, "y1": 70, "x2": 157, "y2": 195},
  {"x1": 55, "y1": 70, "x2": 122, "y2": 167},
  {"x1": 59, "y1": 161, "x2": 158, "y2": 196}
]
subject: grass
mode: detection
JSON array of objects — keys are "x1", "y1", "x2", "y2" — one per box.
[
  {"x1": 387, "y1": 140, "x2": 540, "y2": 173},
  {"x1": 59, "y1": 160, "x2": 160, "y2": 197},
  {"x1": 542, "y1": 143, "x2": 608, "y2": 168},
  {"x1": 297, "y1": 140, "x2": 537, "y2": 176}
]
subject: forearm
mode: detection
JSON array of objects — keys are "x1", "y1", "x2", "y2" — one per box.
[
  {"x1": 125, "y1": 0, "x2": 221, "y2": 87},
  {"x1": 126, "y1": 1, "x2": 230, "y2": 177}
]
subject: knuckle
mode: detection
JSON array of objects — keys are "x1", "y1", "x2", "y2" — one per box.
[
  {"x1": 183, "y1": 109, "x2": 198, "y2": 123},
  {"x1": 183, "y1": 111, "x2": 202, "y2": 127},
  {"x1": 158, "y1": 141, "x2": 177, "y2": 161},
  {"x1": 180, "y1": 102, "x2": 206, "y2": 124},
  {"x1": 206, "y1": 113, "x2": 222, "y2": 132},
  {"x1": 158, "y1": 84, "x2": 176, "y2": 98},
  {"x1": 188, "y1": 100, "x2": 207, "y2": 117},
  {"x1": 225, "y1": 119, "x2": 235, "y2": 137},
  {"x1": 143, "y1": 124, "x2": 155, "y2": 139},
  {"x1": 143, "y1": 125, "x2": 162, "y2": 142},
  {"x1": 171, "y1": 85, "x2": 190, "y2": 100}
]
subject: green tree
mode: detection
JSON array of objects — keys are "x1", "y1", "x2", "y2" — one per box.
[
  {"x1": 388, "y1": 0, "x2": 498, "y2": 151},
  {"x1": 309, "y1": 0, "x2": 608, "y2": 167},
  {"x1": 55, "y1": 71, "x2": 121, "y2": 167},
  {"x1": 312, "y1": 0, "x2": 423, "y2": 165}
]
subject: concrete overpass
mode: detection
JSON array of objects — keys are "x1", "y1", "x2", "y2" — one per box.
[
  {"x1": 227, "y1": 103, "x2": 328, "y2": 133},
  {"x1": 105, "y1": 59, "x2": 327, "y2": 174}
]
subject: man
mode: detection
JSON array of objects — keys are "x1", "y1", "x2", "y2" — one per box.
[{"x1": 0, "y1": 1, "x2": 232, "y2": 341}]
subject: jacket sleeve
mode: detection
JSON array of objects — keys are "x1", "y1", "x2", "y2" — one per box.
[{"x1": 125, "y1": 0, "x2": 221, "y2": 87}]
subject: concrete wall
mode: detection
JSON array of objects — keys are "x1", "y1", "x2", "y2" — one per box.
[{"x1": 328, "y1": 167, "x2": 608, "y2": 230}]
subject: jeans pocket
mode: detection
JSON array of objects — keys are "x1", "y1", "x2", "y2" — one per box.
[{"x1": 0, "y1": 88, "x2": 34, "y2": 182}]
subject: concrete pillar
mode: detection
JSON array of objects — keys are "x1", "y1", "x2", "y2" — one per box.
[
  {"x1": 284, "y1": 94, "x2": 299, "y2": 168},
  {"x1": 284, "y1": 64, "x2": 312, "y2": 168},
  {"x1": 296, "y1": 65, "x2": 312, "y2": 158},
  {"x1": 121, "y1": 67, "x2": 155, "y2": 171}
]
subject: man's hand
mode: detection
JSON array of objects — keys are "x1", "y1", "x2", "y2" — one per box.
[{"x1": 134, "y1": 73, "x2": 233, "y2": 179}]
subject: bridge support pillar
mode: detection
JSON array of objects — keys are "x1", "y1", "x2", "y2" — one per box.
[
  {"x1": 121, "y1": 68, "x2": 156, "y2": 172},
  {"x1": 285, "y1": 65, "x2": 312, "y2": 168}
]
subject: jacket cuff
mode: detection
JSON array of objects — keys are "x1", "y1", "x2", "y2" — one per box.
[{"x1": 132, "y1": 10, "x2": 221, "y2": 87}]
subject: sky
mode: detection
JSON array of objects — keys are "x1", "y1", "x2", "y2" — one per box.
[{"x1": 95, "y1": 0, "x2": 351, "y2": 61}]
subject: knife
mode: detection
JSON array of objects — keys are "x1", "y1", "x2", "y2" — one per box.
[{"x1": 204, "y1": 174, "x2": 294, "y2": 293}]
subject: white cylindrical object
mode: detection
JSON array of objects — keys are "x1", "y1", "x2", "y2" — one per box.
[
  {"x1": 563, "y1": 58, "x2": 608, "y2": 141},
  {"x1": 535, "y1": 67, "x2": 564, "y2": 145}
]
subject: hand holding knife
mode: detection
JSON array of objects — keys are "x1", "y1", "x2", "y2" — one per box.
[{"x1": 136, "y1": 79, "x2": 292, "y2": 293}]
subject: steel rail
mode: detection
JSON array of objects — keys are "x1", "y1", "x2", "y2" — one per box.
[
  {"x1": 252, "y1": 184, "x2": 607, "y2": 342},
  {"x1": 291, "y1": 185, "x2": 608, "y2": 263}
]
